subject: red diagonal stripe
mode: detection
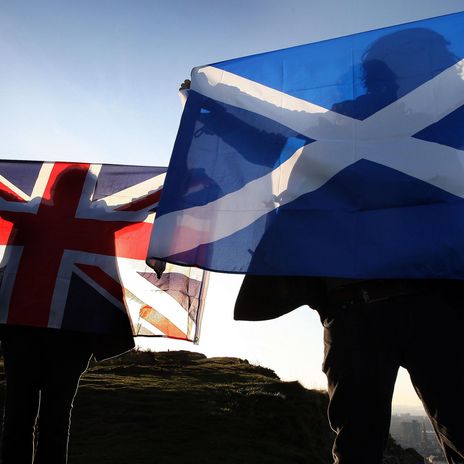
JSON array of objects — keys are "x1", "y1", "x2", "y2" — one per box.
[
  {"x1": 0, "y1": 182, "x2": 26, "y2": 202},
  {"x1": 75, "y1": 263, "x2": 124, "y2": 303},
  {"x1": 139, "y1": 305, "x2": 187, "y2": 339},
  {"x1": 0, "y1": 219, "x2": 14, "y2": 243}
]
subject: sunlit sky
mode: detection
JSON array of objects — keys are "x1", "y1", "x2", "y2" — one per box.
[{"x1": 2, "y1": 0, "x2": 464, "y2": 413}]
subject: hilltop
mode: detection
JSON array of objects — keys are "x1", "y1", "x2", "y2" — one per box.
[{"x1": 65, "y1": 350, "x2": 423, "y2": 464}]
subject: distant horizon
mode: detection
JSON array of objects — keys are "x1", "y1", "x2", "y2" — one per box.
[{"x1": 391, "y1": 406, "x2": 427, "y2": 416}]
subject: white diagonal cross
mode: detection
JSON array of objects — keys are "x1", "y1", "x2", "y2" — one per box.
[{"x1": 151, "y1": 61, "x2": 464, "y2": 258}]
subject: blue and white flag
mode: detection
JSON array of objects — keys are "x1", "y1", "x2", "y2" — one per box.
[{"x1": 149, "y1": 12, "x2": 464, "y2": 279}]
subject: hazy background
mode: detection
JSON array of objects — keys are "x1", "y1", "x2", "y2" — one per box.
[{"x1": 2, "y1": 0, "x2": 463, "y2": 413}]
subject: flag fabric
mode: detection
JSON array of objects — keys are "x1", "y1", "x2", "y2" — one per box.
[
  {"x1": 149, "y1": 12, "x2": 464, "y2": 279},
  {"x1": 0, "y1": 160, "x2": 208, "y2": 342}
]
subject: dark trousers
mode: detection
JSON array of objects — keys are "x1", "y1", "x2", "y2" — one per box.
[
  {"x1": 0, "y1": 327, "x2": 93, "y2": 464},
  {"x1": 320, "y1": 289, "x2": 464, "y2": 464}
]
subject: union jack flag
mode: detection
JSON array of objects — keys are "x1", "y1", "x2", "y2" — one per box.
[{"x1": 0, "y1": 160, "x2": 208, "y2": 342}]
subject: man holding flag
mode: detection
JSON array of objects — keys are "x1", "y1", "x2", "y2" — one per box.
[
  {"x1": 0, "y1": 165, "x2": 135, "y2": 464},
  {"x1": 0, "y1": 160, "x2": 207, "y2": 463},
  {"x1": 149, "y1": 12, "x2": 464, "y2": 464}
]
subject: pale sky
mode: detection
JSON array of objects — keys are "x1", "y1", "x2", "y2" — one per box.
[{"x1": 2, "y1": 0, "x2": 464, "y2": 413}]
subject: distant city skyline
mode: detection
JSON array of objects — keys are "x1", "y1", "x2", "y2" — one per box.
[{"x1": 391, "y1": 413, "x2": 445, "y2": 460}]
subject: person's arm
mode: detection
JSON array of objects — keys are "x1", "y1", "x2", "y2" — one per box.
[{"x1": 179, "y1": 79, "x2": 191, "y2": 108}]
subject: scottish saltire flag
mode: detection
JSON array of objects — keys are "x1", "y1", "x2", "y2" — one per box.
[
  {"x1": 0, "y1": 160, "x2": 207, "y2": 342},
  {"x1": 149, "y1": 12, "x2": 464, "y2": 279}
]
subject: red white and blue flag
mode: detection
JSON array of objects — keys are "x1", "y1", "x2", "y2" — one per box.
[{"x1": 0, "y1": 160, "x2": 208, "y2": 342}]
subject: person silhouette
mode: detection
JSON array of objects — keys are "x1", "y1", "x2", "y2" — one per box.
[
  {"x1": 0, "y1": 164, "x2": 134, "y2": 464},
  {"x1": 174, "y1": 26, "x2": 464, "y2": 463},
  {"x1": 235, "y1": 28, "x2": 464, "y2": 464}
]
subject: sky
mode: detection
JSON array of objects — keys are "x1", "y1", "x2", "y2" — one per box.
[{"x1": 2, "y1": 0, "x2": 464, "y2": 414}]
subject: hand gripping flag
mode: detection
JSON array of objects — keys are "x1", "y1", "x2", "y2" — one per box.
[
  {"x1": 149, "y1": 12, "x2": 464, "y2": 279},
  {"x1": 0, "y1": 161, "x2": 208, "y2": 342}
]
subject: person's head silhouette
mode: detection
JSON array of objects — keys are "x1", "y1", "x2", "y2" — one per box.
[
  {"x1": 48, "y1": 166, "x2": 91, "y2": 211},
  {"x1": 362, "y1": 28, "x2": 458, "y2": 100}
]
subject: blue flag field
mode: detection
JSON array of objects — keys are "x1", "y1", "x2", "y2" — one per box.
[{"x1": 149, "y1": 12, "x2": 464, "y2": 279}]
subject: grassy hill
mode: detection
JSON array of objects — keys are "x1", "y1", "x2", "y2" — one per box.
[{"x1": 0, "y1": 350, "x2": 424, "y2": 463}]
